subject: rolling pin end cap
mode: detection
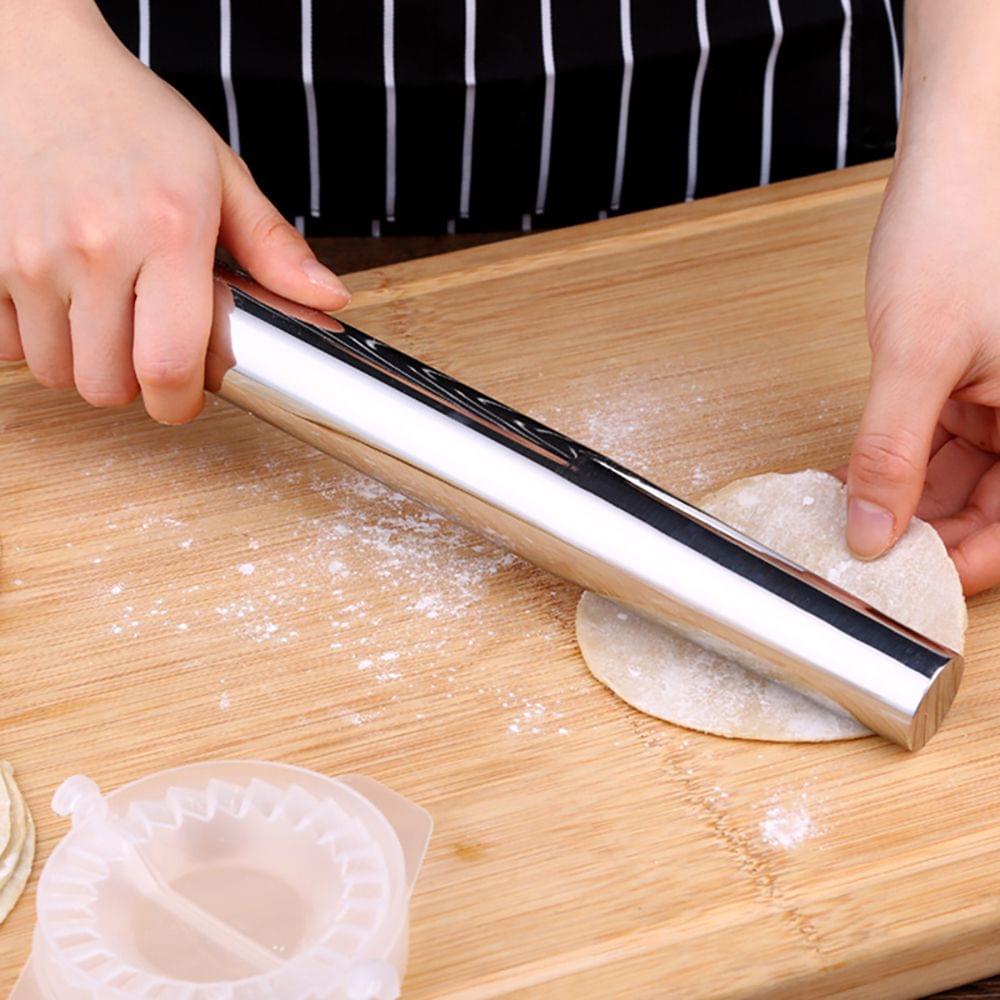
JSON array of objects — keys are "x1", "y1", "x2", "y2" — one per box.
[{"x1": 906, "y1": 653, "x2": 964, "y2": 752}]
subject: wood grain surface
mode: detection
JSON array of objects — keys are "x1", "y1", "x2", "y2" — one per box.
[{"x1": 3, "y1": 160, "x2": 1000, "y2": 999}]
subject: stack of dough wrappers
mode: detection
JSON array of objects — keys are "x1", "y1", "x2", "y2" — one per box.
[{"x1": 0, "y1": 762, "x2": 34, "y2": 923}]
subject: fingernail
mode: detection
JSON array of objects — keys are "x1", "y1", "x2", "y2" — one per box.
[
  {"x1": 847, "y1": 498, "x2": 895, "y2": 559},
  {"x1": 302, "y1": 258, "x2": 351, "y2": 301}
]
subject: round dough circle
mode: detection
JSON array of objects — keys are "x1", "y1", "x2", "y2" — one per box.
[
  {"x1": 0, "y1": 762, "x2": 35, "y2": 924},
  {"x1": 576, "y1": 470, "x2": 967, "y2": 742}
]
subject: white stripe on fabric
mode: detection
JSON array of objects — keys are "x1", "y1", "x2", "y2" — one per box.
[
  {"x1": 522, "y1": 212, "x2": 532, "y2": 232},
  {"x1": 881, "y1": 0, "x2": 901, "y2": 122},
  {"x1": 759, "y1": 0, "x2": 783, "y2": 186},
  {"x1": 294, "y1": 215, "x2": 305, "y2": 234},
  {"x1": 383, "y1": 0, "x2": 397, "y2": 222},
  {"x1": 138, "y1": 0, "x2": 150, "y2": 66},
  {"x1": 610, "y1": 0, "x2": 634, "y2": 213},
  {"x1": 534, "y1": 0, "x2": 555, "y2": 216},
  {"x1": 301, "y1": 0, "x2": 321, "y2": 217},
  {"x1": 372, "y1": 218, "x2": 382, "y2": 237},
  {"x1": 836, "y1": 0, "x2": 852, "y2": 169},
  {"x1": 219, "y1": 0, "x2": 240, "y2": 154},
  {"x1": 460, "y1": 0, "x2": 477, "y2": 219},
  {"x1": 685, "y1": 0, "x2": 709, "y2": 202}
]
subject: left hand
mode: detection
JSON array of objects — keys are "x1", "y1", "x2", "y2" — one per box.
[
  {"x1": 845, "y1": 140, "x2": 1000, "y2": 596},
  {"x1": 845, "y1": 0, "x2": 1000, "y2": 595}
]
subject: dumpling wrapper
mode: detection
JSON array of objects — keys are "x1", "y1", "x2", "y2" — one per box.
[
  {"x1": 576, "y1": 470, "x2": 967, "y2": 742},
  {"x1": 0, "y1": 762, "x2": 10, "y2": 866},
  {"x1": 0, "y1": 762, "x2": 35, "y2": 923},
  {"x1": 0, "y1": 763, "x2": 25, "y2": 884},
  {"x1": 0, "y1": 811, "x2": 34, "y2": 925}
]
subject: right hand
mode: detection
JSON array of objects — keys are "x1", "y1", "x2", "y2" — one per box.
[{"x1": 0, "y1": 0, "x2": 350, "y2": 424}]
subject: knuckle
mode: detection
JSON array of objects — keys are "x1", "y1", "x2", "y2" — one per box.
[
  {"x1": 851, "y1": 430, "x2": 923, "y2": 489},
  {"x1": 135, "y1": 354, "x2": 200, "y2": 390},
  {"x1": 142, "y1": 188, "x2": 197, "y2": 244},
  {"x1": 10, "y1": 238, "x2": 52, "y2": 282},
  {"x1": 64, "y1": 209, "x2": 118, "y2": 259},
  {"x1": 252, "y1": 212, "x2": 299, "y2": 250}
]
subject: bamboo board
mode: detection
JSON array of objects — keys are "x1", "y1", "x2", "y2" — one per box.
[{"x1": 3, "y1": 160, "x2": 999, "y2": 999}]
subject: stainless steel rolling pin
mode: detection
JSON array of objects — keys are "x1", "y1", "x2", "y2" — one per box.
[{"x1": 207, "y1": 263, "x2": 963, "y2": 750}]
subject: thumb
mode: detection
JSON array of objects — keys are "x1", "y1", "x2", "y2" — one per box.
[
  {"x1": 216, "y1": 145, "x2": 351, "y2": 310},
  {"x1": 846, "y1": 339, "x2": 960, "y2": 559}
]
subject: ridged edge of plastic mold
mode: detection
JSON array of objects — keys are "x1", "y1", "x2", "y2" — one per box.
[{"x1": 35, "y1": 779, "x2": 397, "y2": 1000}]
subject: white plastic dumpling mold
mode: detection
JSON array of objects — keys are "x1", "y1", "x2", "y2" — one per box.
[{"x1": 11, "y1": 761, "x2": 432, "y2": 1000}]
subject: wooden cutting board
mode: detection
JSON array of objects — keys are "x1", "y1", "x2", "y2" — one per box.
[{"x1": 3, "y1": 159, "x2": 999, "y2": 999}]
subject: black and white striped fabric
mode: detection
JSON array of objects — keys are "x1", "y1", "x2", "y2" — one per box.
[{"x1": 96, "y1": 0, "x2": 904, "y2": 236}]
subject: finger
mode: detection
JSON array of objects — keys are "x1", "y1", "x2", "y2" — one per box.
[
  {"x1": 938, "y1": 399, "x2": 1000, "y2": 452},
  {"x1": 846, "y1": 341, "x2": 965, "y2": 559},
  {"x1": 946, "y1": 521, "x2": 1000, "y2": 596},
  {"x1": 0, "y1": 296, "x2": 23, "y2": 361},
  {"x1": 133, "y1": 249, "x2": 214, "y2": 424},
  {"x1": 962, "y1": 453, "x2": 1000, "y2": 522},
  {"x1": 69, "y1": 275, "x2": 140, "y2": 407},
  {"x1": 10, "y1": 284, "x2": 73, "y2": 388},
  {"x1": 917, "y1": 438, "x2": 995, "y2": 520},
  {"x1": 842, "y1": 426, "x2": 955, "y2": 489},
  {"x1": 933, "y1": 512, "x2": 983, "y2": 550},
  {"x1": 932, "y1": 459, "x2": 1000, "y2": 547},
  {"x1": 216, "y1": 144, "x2": 350, "y2": 310},
  {"x1": 929, "y1": 423, "x2": 954, "y2": 459}
]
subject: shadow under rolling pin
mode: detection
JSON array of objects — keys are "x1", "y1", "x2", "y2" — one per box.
[{"x1": 205, "y1": 264, "x2": 962, "y2": 751}]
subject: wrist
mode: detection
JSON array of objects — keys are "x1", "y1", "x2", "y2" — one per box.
[
  {"x1": 900, "y1": 0, "x2": 1000, "y2": 156},
  {"x1": 0, "y1": 0, "x2": 120, "y2": 64}
]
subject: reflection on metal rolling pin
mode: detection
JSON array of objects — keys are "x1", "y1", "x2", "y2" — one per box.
[{"x1": 206, "y1": 263, "x2": 963, "y2": 751}]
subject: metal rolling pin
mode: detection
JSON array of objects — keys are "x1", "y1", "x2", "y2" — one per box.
[{"x1": 207, "y1": 264, "x2": 963, "y2": 750}]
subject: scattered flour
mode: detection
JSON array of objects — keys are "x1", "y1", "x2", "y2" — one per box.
[
  {"x1": 759, "y1": 789, "x2": 824, "y2": 849},
  {"x1": 533, "y1": 381, "x2": 733, "y2": 494},
  {"x1": 69, "y1": 385, "x2": 755, "y2": 740}
]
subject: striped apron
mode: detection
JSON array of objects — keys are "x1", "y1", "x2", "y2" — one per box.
[{"x1": 95, "y1": 0, "x2": 903, "y2": 236}]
